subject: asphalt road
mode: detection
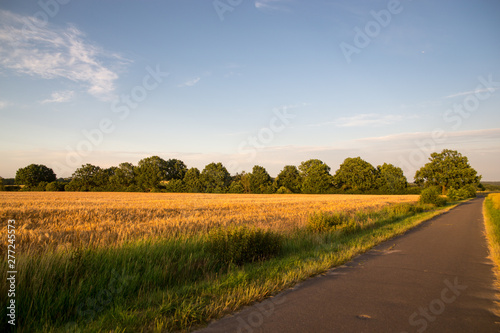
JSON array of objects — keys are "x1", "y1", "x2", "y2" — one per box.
[{"x1": 198, "y1": 197, "x2": 500, "y2": 333}]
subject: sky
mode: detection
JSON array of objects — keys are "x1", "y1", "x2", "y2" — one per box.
[{"x1": 0, "y1": 0, "x2": 499, "y2": 180}]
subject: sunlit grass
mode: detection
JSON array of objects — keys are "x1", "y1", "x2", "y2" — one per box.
[
  {"x1": 483, "y1": 193, "x2": 500, "y2": 315},
  {"x1": 1, "y1": 192, "x2": 453, "y2": 332}
]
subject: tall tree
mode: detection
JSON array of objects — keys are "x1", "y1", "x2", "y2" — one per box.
[
  {"x1": 274, "y1": 165, "x2": 301, "y2": 193},
  {"x1": 376, "y1": 163, "x2": 408, "y2": 194},
  {"x1": 165, "y1": 159, "x2": 188, "y2": 181},
  {"x1": 414, "y1": 149, "x2": 481, "y2": 194},
  {"x1": 249, "y1": 165, "x2": 273, "y2": 194},
  {"x1": 109, "y1": 162, "x2": 137, "y2": 191},
  {"x1": 15, "y1": 164, "x2": 56, "y2": 188},
  {"x1": 299, "y1": 159, "x2": 333, "y2": 194},
  {"x1": 67, "y1": 164, "x2": 103, "y2": 191},
  {"x1": 136, "y1": 156, "x2": 169, "y2": 191},
  {"x1": 333, "y1": 157, "x2": 378, "y2": 192},
  {"x1": 183, "y1": 168, "x2": 203, "y2": 193},
  {"x1": 200, "y1": 162, "x2": 231, "y2": 193}
]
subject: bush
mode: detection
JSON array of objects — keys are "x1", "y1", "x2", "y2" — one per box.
[
  {"x1": 307, "y1": 211, "x2": 350, "y2": 232},
  {"x1": 207, "y1": 227, "x2": 282, "y2": 266},
  {"x1": 228, "y1": 181, "x2": 245, "y2": 194},
  {"x1": 447, "y1": 184, "x2": 477, "y2": 201},
  {"x1": 164, "y1": 179, "x2": 185, "y2": 193},
  {"x1": 46, "y1": 181, "x2": 65, "y2": 192},
  {"x1": 276, "y1": 186, "x2": 292, "y2": 194},
  {"x1": 461, "y1": 184, "x2": 477, "y2": 198},
  {"x1": 419, "y1": 187, "x2": 447, "y2": 207}
]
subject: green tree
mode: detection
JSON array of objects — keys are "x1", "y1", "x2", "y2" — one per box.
[
  {"x1": 228, "y1": 181, "x2": 245, "y2": 193},
  {"x1": 164, "y1": 179, "x2": 185, "y2": 193},
  {"x1": 94, "y1": 167, "x2": 117, "y2": 191},
  {"x1": 136, "y1": 156, "x2": 169, "y2": 191},
  {"x1": 67, "y1": 164, "x2": 102, "y2": 191},
  {"x1": 109, "y1": 162, "x2": 137, "y2": 191},
  {"x1": 183, "y1": 168, "x2": 203, "y2": 193},
  {"x1": 333, "y1": 157, "x2": 378, "y2": 192},
  {"x1": 414, "y1": 149, "x2": 481, "y2": 195},
  {"x1": 165, "y1": 159, "x2": 188, "y2": 180},
  {"x1": 0, "y1": 177, "x2": 5, "y2": 191},
  {"x1": 45, "y1": 181, "x2": 65, "y2": 192},
  {"x1": 299, "y1": 159, "x2": 333, "y2": 194},
  {"x1": 249, "y1": 165, "x2": 273, "y2": 194},
  {"x1": 274, "y1": 165, "x2": 301, "y2": 193},
  {"x1": 15, "y1": 164, "x2": 56, "y2": 189},
  {"x1": 200, "y1": 162, "x2": 231, "y2": 193},
  {"x1": 376, "y1": 163, "x2": 408, "y2": 194}
]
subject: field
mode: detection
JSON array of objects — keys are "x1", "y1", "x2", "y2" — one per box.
[
  {"x1": 1, "y1": 192, "x2": 454, "y2": 332},
  {"x1": 0, "y1": 192, "x2": 419, "y2": 254}
]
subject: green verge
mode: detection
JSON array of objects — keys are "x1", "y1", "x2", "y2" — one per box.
[
  {"x1": 1, "y1": 202, "x2": 459, "y2": 333},
  {"x1": 483, "y1": 194, "x2": 500, "y2": 315}
]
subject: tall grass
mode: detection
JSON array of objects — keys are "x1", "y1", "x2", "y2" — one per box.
[
  {"x1": 1, "y1": 192, "x2": 452, "y2": 332},
  {"x1": 483, "y1": 193, "x2": 500, "y2": 315}
]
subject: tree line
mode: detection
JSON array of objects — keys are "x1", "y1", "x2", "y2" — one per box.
[{"x1": 5, "y1": 149, "x2": 481, "y2": 195}]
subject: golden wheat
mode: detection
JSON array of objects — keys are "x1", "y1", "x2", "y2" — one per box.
[{"x1": 0, "y1": 192, "x2": 418, "y2": 254}]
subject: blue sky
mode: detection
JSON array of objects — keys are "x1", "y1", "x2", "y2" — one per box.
[{"x1": 1, "y1": 0, "x2": 499, "y2": 180}]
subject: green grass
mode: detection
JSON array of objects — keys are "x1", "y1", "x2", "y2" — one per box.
[
  {"x1": 1, "y1": 202, "x2": 458, "y2": 333},
  {"x1": 483, "y1": 193, "x2": 500, "y2": 316}
]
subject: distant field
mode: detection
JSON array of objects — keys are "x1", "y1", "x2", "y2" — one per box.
[{"x1": 0, "y1": 192, "x2": 418, "y2": 254}]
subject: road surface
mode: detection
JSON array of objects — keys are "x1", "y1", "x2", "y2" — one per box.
[{"x1": 198, "y1": 197, "x2": 499, "y2": 332}]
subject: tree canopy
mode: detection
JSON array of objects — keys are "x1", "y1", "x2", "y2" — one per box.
[
  {"x1": 200, "y1": 162, "x2": 231, "y2": 193},
  {"x1": 248, "y1": 165, "x2": 273, "y2": 194},
  {"x1": 333, "y1": 157, "x2": 378, "y2": 192},
  {"x1": 414, "y1": 149, "x2": 481, "y2": 194},
  {"x1": 8, "y1": 150, "x2": 482, "y2": 195},
  {"x1": 299, "y1": 159, "x2": 333, "y2": 194},
  {"x1": 376, "y1": 163, "x2": 408, "y2": 194},
  {"x1": 275, "y1": 165, "x2": 301, "y2": 194},
  {"x1": 15, "y1": 164, "x2": 56, "y2": 188}
]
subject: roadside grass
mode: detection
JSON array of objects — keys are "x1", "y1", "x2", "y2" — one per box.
[
  {"x1": 1, "y1": 201, "x2": 458, "y2": 333},
  {"x1": 483, "y1": 193, "x2": 500, "y2": 315}
]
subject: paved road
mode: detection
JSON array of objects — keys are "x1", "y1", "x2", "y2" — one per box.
[{"x1": 198, "y1": 197, "x2": 500, "y2": 332}]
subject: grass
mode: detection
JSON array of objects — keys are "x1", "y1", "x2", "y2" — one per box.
[
  {"x1": 0, "y1": 192, "x2": 456, "y2": 332},
  {"x1": 483, "y1": 193, "x2": 500, "y2": 315}
]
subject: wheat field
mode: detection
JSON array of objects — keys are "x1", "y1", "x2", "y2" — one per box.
[{"x1": 0, "y1": 192, "x2": 418, "y2": 254}]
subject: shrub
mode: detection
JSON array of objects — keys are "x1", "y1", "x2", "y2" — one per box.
[
  {"x1": 461, "y1": 184, "x2": 477, "y2": 198},
  {"x1": 419, "y1": 187, "x2": 447, "y2": 207},
  {"x1": 276, "y1": 186, "x2": 292, "y2": 194},
  {"x1": 228, "y1": 181, "x2": 245, "y2": 194},
  {"x1": 447, "y1": 184, "x2": 477, "y2": 201},
  {"x1": 46, "y1": 181, "x2": 65, "y2": 192},
  {"x1": 307, "y1": 211, "x2": 350, "y2": 232},
  {"x1": 207, "y1": 227, "x2": 282, "y2": 266}
]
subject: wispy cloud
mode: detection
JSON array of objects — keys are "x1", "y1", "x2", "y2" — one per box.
[
  {"x1": 0, "y1": 10, "x2": 129, "y2": 101},
  {"x1": 40, "y1": 90, "x2": 75, "y2": 104},
  {"x1": 444, "y1": 87, "x2": 498, "y2": 99},
  {"x1": 255, "y1": 0, "x2": 291, "y2": 12},
  {"x1": 356, "y1": 127, "x2": 500, "y2": 143},
  {"x1": 313, "y1": 113, "x2": 404, "y2": 128},
  {"x1": 0, "y1": 100, "x2": 8, "y2": 109},
  {"x1": 178, "y1": 77, "x2": 200, "y2": 88}
]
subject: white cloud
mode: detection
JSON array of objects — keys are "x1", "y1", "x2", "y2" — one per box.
[
  {"x1": 0, "y1": 10, "x2": 129, "y2": 101},
  {"x1": 41, "y1": 90, "x2": 75, "y2": 104},
  {"x1": 178, "y1": 77, "x2": 200, "y2": 88},
  {"x1": 313, "y1": 113, "x2": 404, "y2": 128}
]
